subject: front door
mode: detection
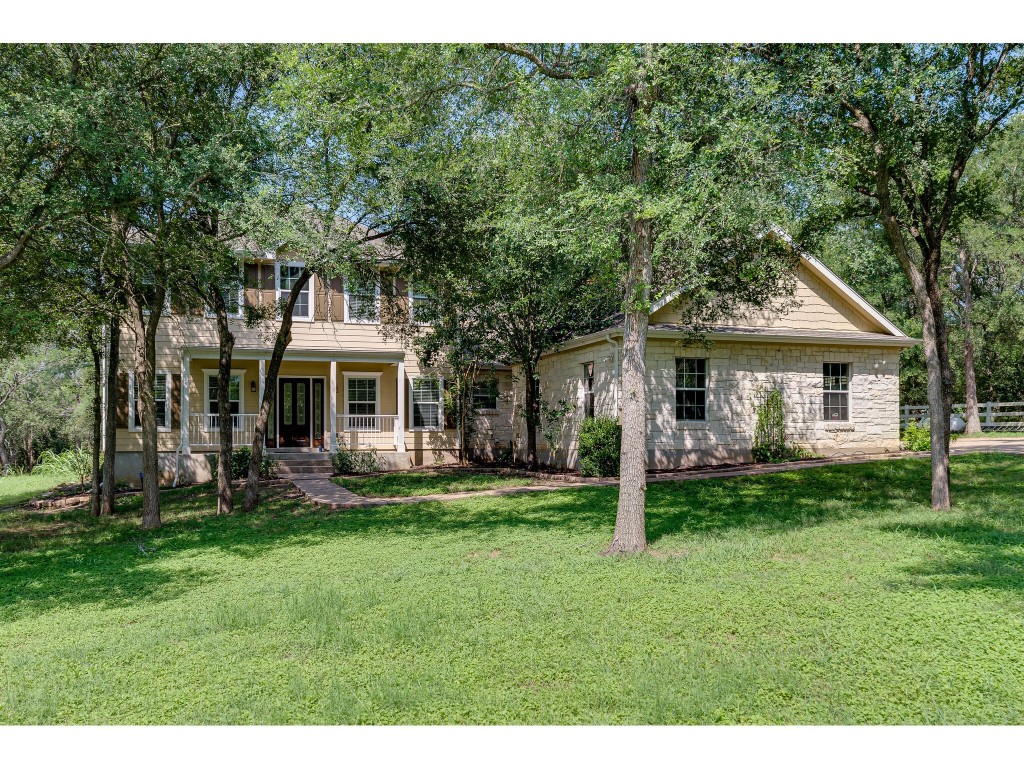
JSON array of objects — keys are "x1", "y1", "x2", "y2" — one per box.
[{"x1": 278, "y1": 378, "x2": 311, "y2": 447}]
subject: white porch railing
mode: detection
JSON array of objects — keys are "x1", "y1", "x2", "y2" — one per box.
[
  {"x1": 336, "y1": 414, "x2": 399, "y2": 449},
  {"x1": 188, "y1": 413, "x2": 260, "y2": 447},
  {"x1": 901, "y1": 401, "x2": 1024, "y2": 431}
]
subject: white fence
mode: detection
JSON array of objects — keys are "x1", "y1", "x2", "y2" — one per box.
[
  {"x1": 335, "y1": 414, "x2": 399, "y2": 449},
  {"x1": 901, "y1": 401, "x2": 1024, "y2": 431}
]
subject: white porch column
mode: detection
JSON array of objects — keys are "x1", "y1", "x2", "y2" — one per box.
[
  {"x1": 180, "y1": 352, "x2": 191, "y2": 455},
  {"x1": 258, "y1": 358, "x2": 266, "y2": 448},
  {"x1": 329, "y1": 360, "x2": 338, "y2": 451},
  {"x1": 395, "y1": 360, "x2": 405, "y2": 450}
]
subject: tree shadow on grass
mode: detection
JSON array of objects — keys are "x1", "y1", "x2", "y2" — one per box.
[
  {"x1": 880, "y1": 520, "x2": 1024, "y2": 595},
  {"x1": 0, "y1": 454, "x2": 1018, "y2": 622}
]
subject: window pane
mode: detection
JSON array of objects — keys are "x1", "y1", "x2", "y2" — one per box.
[
  {"x1": 297, "y1": 384, "x2": 306, "y2": 426},
  {"x1": 348, "y1": 274, "x2": 379, "y2": 322},
  {"x1": 347, "y1": 378, "x2": 377, "y2": 415},
  {"x1": 412, "y1": 378, "x2": 441, "y2": 428},
  {"x1": 284, "y1": 383, "x2": 292, "y2": 425},
  {"x1": 675, "y1": 358, "x2": 708, "y2": 421}
]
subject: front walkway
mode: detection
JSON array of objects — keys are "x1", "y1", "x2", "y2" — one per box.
[{"x1": 288, "y1": 437, "x2": 1024, "y2": 510}]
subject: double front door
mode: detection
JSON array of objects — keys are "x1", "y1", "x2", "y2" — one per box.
[{"x1": 277, "y1": 377, "x2": 324, "y2": 449}]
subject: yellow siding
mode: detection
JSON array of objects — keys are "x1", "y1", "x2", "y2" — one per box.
[{"x1": 649, "y1": 262, "x2": 888, "y2": 333}]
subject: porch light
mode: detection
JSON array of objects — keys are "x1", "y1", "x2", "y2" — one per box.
[{"x1": 250, "y1": 380, "x2": 257, "y2": 393}]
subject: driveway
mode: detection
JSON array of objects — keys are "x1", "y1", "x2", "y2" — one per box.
[{"x1": 950, "y1": 436, "x2": 1024, "y2": 455}]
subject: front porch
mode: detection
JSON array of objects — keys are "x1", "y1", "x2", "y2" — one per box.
[{"x1": 178, "y1": 349, "x2": 417, "y2": 455}]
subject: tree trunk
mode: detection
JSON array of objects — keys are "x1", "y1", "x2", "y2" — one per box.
[
  {"x1": 919, "y1": 280, "x2": 952, "y2": 510},
  {"x1": 605, "y1": 56, "x2": 655, "y2": 556},
  {"x1": 960, "y1": 249, "x2": 982, "y2": 435},
  {"x1": 212, "y1": 289, "x2": 236, "y2": 515},
  {"x1": 244, "y1": 267, "x2": 310, "y2": 513},
  {"x1": 874, "y1": 165, "x2": 951, "y2": 511},
  {"x1": 0, "y1": 415, "x2": 10, "y2": 471},
  {"x1": 90, "y1": 330, "x2": 103, "y2": 516},
  {"x1": 128, "y1": 289, "x2": 165, "y2": 530},
  {"x1": 604, "y1": 217, "x2": 653, "y2": 555},
  {"x1": 523, "y1": 361, "x2": 539, "y2": 471},
  {"x1": 102, "y1": 313, "x2": 120, "y2": 515}
]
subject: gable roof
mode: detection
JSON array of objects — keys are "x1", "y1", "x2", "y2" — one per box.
[
  {"x1": 545, "y1": 231, "x2": 918, "y2": 356},
  {"x1": 648, "y1": 229, "x2": 909, "y2": 339}
]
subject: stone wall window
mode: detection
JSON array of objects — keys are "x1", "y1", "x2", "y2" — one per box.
[
  {"x1": 823, "y1": 362, "x2": 850, "y2": 421},
  {"x1": 675, "y1": 358, "x2": 707, "y2": 421},
  {"x1": 582, "y1": 362, "x2": 595, "y2": 418}
]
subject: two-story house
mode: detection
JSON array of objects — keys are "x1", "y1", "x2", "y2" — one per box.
[{"x1": 108, "y1": 240, "x2": 917, "y2": 484}]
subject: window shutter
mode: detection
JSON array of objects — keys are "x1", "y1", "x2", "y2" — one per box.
[
  {"x1": 313, "y1": 276, "x2": 329, "y2": 321},
  {"x1": 244, "y1": 262, "x2": 260, "y2": 307},
  {"x1": 116, "y1": 371, "x2": 129, "y2": 428},
  {"x1": 330, "y1": 277, "x2": 345, "y2": 321},
  {"x1": 260, "y1": 261, "x2": 276, "y2": 305},
  {"x1": 171, "y1": 373, "x2": 182, "y2": 429}
]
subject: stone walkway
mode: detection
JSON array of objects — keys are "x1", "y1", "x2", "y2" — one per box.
[{"x1": 288, "y1": 437, "x2": 1024, "y2": 510}]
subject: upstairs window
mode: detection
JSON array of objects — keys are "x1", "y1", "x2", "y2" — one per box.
[
  {"x1": 412, "y1": 377, "x2": 443, "y2": 430},
  {"x1": 277, "y1": 262, "x2": 311, "y2": 319},
  {"x1": 205, "y1": 269, "x2": 244, "y2": 319},
  {"x1": 345, "y1": 273, "x2": 380, "y2": 323},
  {"x1": 472, "y1": 380, "x2": 499, "y2": 411},
  {"x1": 408, "y1": 284, "x2": 432, "y2": 324},
  {"x1": 582, "y1": 362, "x2": 595, "y2": 418},
  {"x1": 675, "y1": 358, "x2": 707, "y2": 421},
  {"x1": 823, "y1": 363, "x2": 850, "y2": 421}
]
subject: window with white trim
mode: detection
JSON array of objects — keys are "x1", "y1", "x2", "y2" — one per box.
[
  {"x1": 347, "y1": 378, "x2": 378, "y2": 415},
  {"x1": 345, "y1": 273, "x2": 380, "y2": 323},
  {"x1": 130, "y1": 372, "x2": 170, "y2": 430},
  {"x1": 205, "y1": 281, "x2": 244, "y2": 319},
  {"x1": 823, "y1": 362, "x2": 850, "y2": 421},
  {"x1": 582, "y1": 362, "x2": 595, "y2": 419},
  {"x1": 408, "y1": 284, "x2": 432, "y2": 324},
  {"x1": 206, "y1": 372, "x2": 241, "y2": 428},
  {"x1": 277, "y1": 262, "x2": 311, "y2": 319},
  {"x1": 675, "y1": 358, "x2": 707, "y2": 421},
  {"x1": 412, "y1": 377, "x2": 443, "y2": 430}
]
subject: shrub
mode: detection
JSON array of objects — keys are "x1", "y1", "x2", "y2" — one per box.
[
  {"x1": 752, "y1": 389, "x2": 788, "y2": 463},
  {"x1": 577, "y1": 416, "x2": 621, "y2": 477},
  {"x1": 210, "y1": 447, "x2": 275, "y2": 483},
  {"x1": 32, "y1": 447, "x2": 96, "y2": 487},
  {"x1": 901, "y1": 421, "x2": 960, "y2": 451},
  {"x1": 332, "y1": 447, "x2": 385, "y2": 475}
]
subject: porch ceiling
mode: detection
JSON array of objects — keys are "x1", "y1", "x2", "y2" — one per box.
[{"x1": 182, "y1": 346, "x2": 405, "y2": 363}]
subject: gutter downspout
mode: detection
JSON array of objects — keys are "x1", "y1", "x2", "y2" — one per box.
[{"x1": 604, "y1": 333, "x2": 620, "y2": 423}]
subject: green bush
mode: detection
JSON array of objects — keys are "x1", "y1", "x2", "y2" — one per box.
[
  {"x1": 752, "y1": 390, "x2": 788, "y2": 463},
  {"x1": 901, "y1": 421, "x2": 960, "y2": 451},
  {"x1": 332, "y1": 447, "x2": 385, "y2": 475},
  {"x1": 577, "y1": 416, "x2": 621, "y2": 477},
  {"x1": 210, "y1": 447, "x2": 275, "y2": 483}
]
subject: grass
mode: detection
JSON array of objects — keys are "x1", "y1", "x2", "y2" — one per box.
[
  {"x1": 962, "y1": 431, "x2": 1024, "y2": 438},
  {"x1": 2, "y1": 454, "x2": 1024, "y2": 724},
  {"x1": 0, "y1": 472, "x2": 76, "y2": 509},
  {"x1": 334, "y1": 469, "x2": 536, "y2": 497}
]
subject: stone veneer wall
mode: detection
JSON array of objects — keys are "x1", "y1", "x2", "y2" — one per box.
[{"x1": 535, "y1": 338, "x2": 903, "y2": 470}]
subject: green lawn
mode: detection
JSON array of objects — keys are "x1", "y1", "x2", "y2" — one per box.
[
  {"x1": 2, "y1": 455, "x2": 1024, "y2": 724},
  {"x1": 0, "y1": 473, "x2": 76, "y2": 509},
  {"x1": 334, "y1": 469, "x2": 536, "y2": 497}
]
